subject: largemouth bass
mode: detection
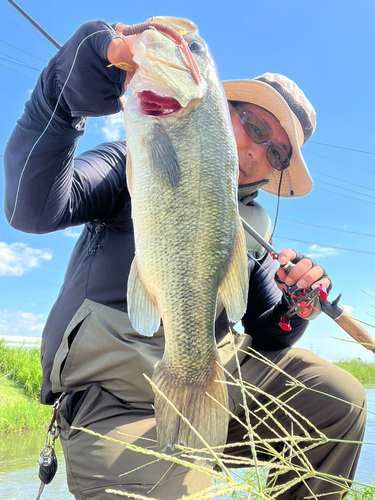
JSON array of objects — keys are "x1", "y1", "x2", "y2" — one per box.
[{"x1": 123, "y1": 17, "x2": 248, "y2": 451}]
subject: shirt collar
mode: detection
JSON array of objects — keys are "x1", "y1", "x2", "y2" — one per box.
[{"x1": 237, "y1": 179, "x2": 269, "y2": 205}]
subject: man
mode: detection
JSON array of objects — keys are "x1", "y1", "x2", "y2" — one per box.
[{"x1": 3, "y1": 20, "x2": 366, "y2": 500}]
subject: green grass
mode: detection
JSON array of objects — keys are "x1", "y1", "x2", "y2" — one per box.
[
  {"x1": 0, "y1": 374, "x2": 51, "y2": 432},
  {"x1": 0, "y1": 340, "x2": 44, "y2": 399},
  {"x1": 0, "y1": 340, "x2": 51, "y2": 432},
  {"x1": 215, "y1": 469, "x2": 375, "y2": 499},
  {"x1": 333, "y1": 358, "x2": 375, "y2": 383},
  {"x1": 348, "y1": 482, "x2": 375, "y2": 500}
]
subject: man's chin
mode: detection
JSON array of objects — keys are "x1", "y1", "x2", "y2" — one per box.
[{"x1": 238, "y1": 172, "x2": 251, "y2": 186}]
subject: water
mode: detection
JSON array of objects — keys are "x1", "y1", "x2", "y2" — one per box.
[
  {"x1": 0, "y1": 430, "x2": 73, "y2": 500},
  {"x1": 357, "y1": 384, "x2": 375, "y2": 484},
  {"x1": 1, "y1": 387, "x2": 374, "y2": 499}
]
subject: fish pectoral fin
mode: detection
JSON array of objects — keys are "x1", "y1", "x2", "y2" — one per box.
[
  {"x1": 126, "y1": 148, "x2": 133, "y2": 197},
  {"x1": 219, "y1": 221, "x2": 249, "y2": 323},
  {"x1": 152, "y1": 357, "x2": 229, "y2": 452},
  {"x1": 127, "y1": 258, "x2": 160, "y2": 336},
  {"x1": 146, "y1": 123, "x2": 181, "y2": 188}
]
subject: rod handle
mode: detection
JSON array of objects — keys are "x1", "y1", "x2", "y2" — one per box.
[{"x1": 334, "y1": 310, "x2": 375, "y2": 353}]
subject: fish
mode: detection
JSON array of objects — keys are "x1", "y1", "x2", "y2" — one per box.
[{"x1": 123, "y1": 16, "x2": 249, "y2": 452}]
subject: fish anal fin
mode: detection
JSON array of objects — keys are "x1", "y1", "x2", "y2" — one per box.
[
  {"x1": 219, "y1": 221, "x2": 249, "y2": 323},
  {"x1": 152, "y1": 358, "x2": 229, "y2": 452},
  {"x1": 127, "y1": 258, "x2": 160, "y2": 336}
]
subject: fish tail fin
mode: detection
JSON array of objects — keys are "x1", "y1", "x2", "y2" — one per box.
[
  {"x1": 152, "y1": 357, "x2": 229, "y2": 452},
  {"x1": 219, "y1": 220, "x2": 249, "y2": 322}
]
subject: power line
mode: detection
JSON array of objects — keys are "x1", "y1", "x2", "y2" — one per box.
[
  {"x1": 0, "y1": 37, "x2": 47, "y2": 61},
  {"x1": 0, "y1": 56, "x2": 40, "y2": 71},
  {"x1": 0, "y1": 62, "x2": 36, "y2": 80},
  {"x1": 309, "y1": 141, "x2": 375, "y2": 156},
  {"x1": 310, "y1": 169, "x2": 375, "y2": 193},
  {"x1": 304, "y1": 149, "x2": 374, "y2": 175},
  {"x1": 0, "y1": 296, "x2": 54, "y2": 306},
  {"x1": 0, "y1": 50, "x2": 41, "y2": 70},
  {"x1": 274, "y1": 236, "x2": 375, "y2": 256},
  {"x1": 314, "y1": 179, "x2": 375, "y2": 200},
  {"x1": 315, "y1": 187, "x2": 375, "y2": 206},
  {"x1": 276, "y1": 219, "x2": 375, "y2": 238}
]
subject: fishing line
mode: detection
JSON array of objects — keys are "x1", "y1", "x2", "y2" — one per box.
[
  {"x1": 5, "y1": 29, "x2": 110, "y2": 232},
  {"x1": 269, "y1": 171, "x2": 283, "y2": 242},
  {"x1": 247, "y1": 251, "x2": 272, "y2": 277}
]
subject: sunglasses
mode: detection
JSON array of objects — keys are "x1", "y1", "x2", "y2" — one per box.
[{"x1": 234, "y1": 104, "x2": 291, "y2": 171}]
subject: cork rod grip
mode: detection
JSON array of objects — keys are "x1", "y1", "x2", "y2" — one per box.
[{"x1": 334, "y1": 310, "x2": 375, "y2": 353}]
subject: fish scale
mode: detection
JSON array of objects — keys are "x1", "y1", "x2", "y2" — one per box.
[{"x1": 123, "y1": 16, "x2": 248, "y2": 452}]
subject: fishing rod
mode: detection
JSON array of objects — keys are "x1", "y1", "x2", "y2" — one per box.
[
  {"x1": 6, "y1": 0, "x2": 61, "y2": 49},
  {"x1": 241, "y1": 216, "x2": 375, "y2": 354}
]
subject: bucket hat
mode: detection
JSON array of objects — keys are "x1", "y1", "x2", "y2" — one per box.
[{"x1": 222, "y1": 73, "x2": 316, "y2": 197}]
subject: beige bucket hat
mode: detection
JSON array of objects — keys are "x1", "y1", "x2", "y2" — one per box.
[{"x1": 222, "y1": 73, "x2": 316, "y2": 197}]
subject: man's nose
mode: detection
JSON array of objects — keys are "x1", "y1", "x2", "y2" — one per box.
[{"x1": 246, "y1": 142, "x2": 268, "y2": 163}]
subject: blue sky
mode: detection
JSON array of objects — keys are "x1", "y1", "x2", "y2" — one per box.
[{"x1": 0, "y1": 0, "x2": 375, "y2": 361}]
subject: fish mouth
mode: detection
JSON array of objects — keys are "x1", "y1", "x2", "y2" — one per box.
[{"x1": 138, "y1": 91, "x2": 182, "y2": 116}]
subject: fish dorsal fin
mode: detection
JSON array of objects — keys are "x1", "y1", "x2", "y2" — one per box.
[
  {"x1": 146, "y1": 124, "x2": 181, "y2": 188},
  {"x1": 218, "y1": 220, "x2": 249, "y2": 323},
  {"x1": 152, "y1": 16, "x2": 199, "y2": 36},
  {"x1": 127, "y1": 258, "x2": 161, "y2": 336}
]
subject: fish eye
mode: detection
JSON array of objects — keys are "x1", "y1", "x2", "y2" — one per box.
[{"x1": 189, "y1": 41, "x2": 204, "y2": 52}]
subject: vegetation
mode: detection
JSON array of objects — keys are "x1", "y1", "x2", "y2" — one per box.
[
  {"x1": 214, "y1": 469, "x2": 375, "y2": 499},
  {"x1": 333, "y1": 358, "x2": 375, "y2": 383},
  {"x1": 0, "y1": 341, "x2": 50, "y2": 432},
  {"x1": 1, "y1": 341, "x2": 374, "y2": 497},
  {"x1": 0, "y1": 340, "x2": 43, "y2": 399}
]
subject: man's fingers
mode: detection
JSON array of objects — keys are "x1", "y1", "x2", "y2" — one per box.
[
  {"x1": 295, "y1": 265, "x2": 325, "y2": 288},
  {"x1": 107, "y1": 36, "x2": 136, "y2": 82},
  {"x1": 278, "y1": 249, "x2": 297, "y2": 265},
  {"x1": 311, "y1": 278, "x2": 331, "y2": 291},
  {"x1": 278, "y1": 258, "x2": 313, "y2": 284},
  {"x1": 277, "y1": 262, "x2": 329, "y2": 289}
]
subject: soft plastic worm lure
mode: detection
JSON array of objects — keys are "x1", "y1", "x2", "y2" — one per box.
[{"x1": 122, "y1": 20, "x2": 201, "y2": 85}]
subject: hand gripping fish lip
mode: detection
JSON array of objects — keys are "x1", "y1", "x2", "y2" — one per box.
[{"x1": 138, "y1": 90, "x2": 182, "y2": 116}]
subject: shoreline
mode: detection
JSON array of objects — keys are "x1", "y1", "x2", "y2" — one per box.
[{"x1": 1, "y1": 341, "x2": 375, "y2": 433}]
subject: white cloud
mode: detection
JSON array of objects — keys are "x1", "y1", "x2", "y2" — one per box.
[
  {"x1": 64, "y1": 228, "x2": 81, "y2": 239},
  {"x1": 306, "y1": 244, "x2": 338, "y2": 259},
  {"x1": 0, "y1": 242, "x2": 52, "y2": 276},
  {"x1": 342, "y1": 304, "x2": 355, "y2": 314},
  {"x1": 0, "y1": 309, "x2": 45, "y2": 335},
  {"x1": 100, "y1": 112, "x2": 125, "y2": 141}
]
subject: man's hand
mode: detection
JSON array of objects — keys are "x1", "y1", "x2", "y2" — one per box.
[
  {"x1": 43, "y1": 20, "x2": 136, "y2": 118},
  {"x1": 275, "y1": 249, "x2": 331, "y2": 293},
  {"x1": 107, "y1": 23, "x2": 136, "y2": 88}
]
